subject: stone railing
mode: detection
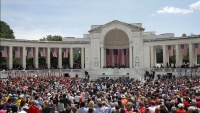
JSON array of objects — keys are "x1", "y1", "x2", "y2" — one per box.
[
  {"x1": 151, "y1": 68, "x2": 200, "y2": 76},
  {"x1": 0, "y1": 69, "x2": 85, "y2": 79}
]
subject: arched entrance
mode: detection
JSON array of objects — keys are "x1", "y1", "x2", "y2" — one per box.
[{"x1": 104, "y1": 29, "x2": 129, "y2": 67}]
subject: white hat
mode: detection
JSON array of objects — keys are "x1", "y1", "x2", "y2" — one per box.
[
  {"x1": 178, "y1": 103, "x2": 184, "y2": 108},
  {"x1": 47, "y1": 93, "x2": 51, "y2": 96},
  {"x1": 20, "y1": 94, "x2": 24, "y2": 98},
  {"x1": 121, "y1": 95, "x2": 126, "y2": 98}
]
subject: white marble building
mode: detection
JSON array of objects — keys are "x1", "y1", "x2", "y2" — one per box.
[{"x1": 1, "y1": 20, "x2": 200, "y2": 77}]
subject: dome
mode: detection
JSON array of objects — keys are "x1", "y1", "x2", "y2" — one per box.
[{"x1": 182, "y1": 33, "x2": 187, "y2": 37}]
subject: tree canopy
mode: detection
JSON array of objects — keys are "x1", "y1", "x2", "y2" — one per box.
[
  {"x1": 40, "y1": 35, "x2": 62, "y2": 41},
  {"x1": 0, "y1": 21, "x2": 15, "y2": 39}
]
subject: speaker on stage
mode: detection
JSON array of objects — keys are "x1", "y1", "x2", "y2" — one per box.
[
  {"x1": 103, "y1": 73, "x2": 105, "y2": 75},
  {"x1": 127, "y1": 73, "x2": 129, "y2": 75},
  {"x1": 76, "y1": 74, "x2": 78, "y2": 78},
  {"x1": 167, "y1": 73, "x2": 172, "y2": 78},
  {"x1": 64, "y1": 73, "x2": 69, "y2": 77},
  {"x1": 85, "y1": 71, "x2": 88, "y2": 75},
  {"x1": 167, "y1": 73, "x2": 172, "y2": 76}
]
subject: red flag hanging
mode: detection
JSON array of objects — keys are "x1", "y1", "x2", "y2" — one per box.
[
  {"x1": 0, "y1": 46, "x2": 8, "y2": 57},
  {"x1": 63, "y1": 48, "x2": 69, "y2": 58},
  {"x1": 118, "y1": 49, "x2": 122, "y2": 66},
  {"x1": 180, "y1": 44, "x2": 188, "y2": 56},
  {"x1": 52, "y1": 48, "x2": 58, "y2": 57},
  {"x1": 168, "y1": 45, "x2": 174, "y2": 56},
  {"x1": 195, "y1": 43, "x2": 200, "y2": 55},
  {"x1": 27, "y1": 47, "x2": 34, "y2": 58},
  {"x1": 40, "y1": 48, "x2": 46, "y2": 57},
  {"x1": 14, "y1": 47, "x2": 21, "y2": 58}
]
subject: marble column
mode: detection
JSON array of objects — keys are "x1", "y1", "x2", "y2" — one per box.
[
  {"x1": 104, "y1": 48, "x2": 106, "y2": 66},
  {"x1": 150, "y1": 46, "x2": 155, "y2": 68},
  {"x1": 189, "y1": 43, "x2": 194, "y2": 67},
  {"x1": 122, "y1": 49, "x2": 124, "y2": 65},
  {"x1": 162, "y1": 45, "x2": 168, "y2": 67},
  {"x1": 70, "y1": 48, "x2": 73, "y2": 68},
  {"x1": 129, "y1": 46, "x2": 133, "y2": 68},
  {"x1": 8, "y1": 46, "x2": 13, "y2": 69},
  {"x1": 100, "y1": 47, "x2": 104, "y2": 68},
  {"x1": 34, "y1": 47, "x2": 38, "y2": 69},
  {"x1": 22, "y1": 47, "x2": 26, "y2": 69},
  {"x1": 46, "y1": 47, "x2": 50, "y2": 69},
  {"x1": 175, "y1": 45, "x2": 180, "y2": 67},
  {"x1": 193, "y1": 54, "x2": 197, "y2": 65},
  {"x1": 58, "y1": 48, "x2": 62, "y2": 69},
  {"x1": 81, "y1": 48, "x2": 85, "y2": 69}
]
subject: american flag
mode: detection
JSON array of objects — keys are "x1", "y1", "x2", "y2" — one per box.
[
  {"x1": 40, "y1": 48, "x2": 46, "y2": 57},
  {"x1": 14, "y1": 47, "x2": 21, "y2": 58},
  {"x1": 63, "y1": 48, "x2": 69, "y2": 58},
  {"x1": 181, "y1": 44, "x2": 188, "y2": 56},
  {"x1": 118, "y1": 49, "x2": 122, "y2": 66},
  {"x1": 27, "y1": 47, "x2": 34, "y2": 58},
  {"x1": 195, "y1": 43, "x2": 200, "y2": 55},
  {"x1": 0, "y1": 46, "x2": 8, "y2": 57},
  {"x1": 52, "y1": 48, "x2": 58, "y2": 57},
  {"x1": 168, "y1": 45, "x2": 173, "y2": 56},
  {"x1": 113, "y1": 49, "x2": 118, "y2": 65}
]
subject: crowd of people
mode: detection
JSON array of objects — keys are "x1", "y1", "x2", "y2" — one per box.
[
  {"x1": 0, "y1": 73, "x2": 200, "y2": 113},
  {"x1": 0, "y1": 63, "x2": 83, "y2": 71}
]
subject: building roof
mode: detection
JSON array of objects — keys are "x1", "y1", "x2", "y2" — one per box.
[{"x1": 88, "y1": 20, "x2": 145, "y2": 33}]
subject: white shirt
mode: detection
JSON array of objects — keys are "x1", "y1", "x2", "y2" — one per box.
[
  {"x1": 148, "y1": 105, "x2": 158, "y2": 113},
  {"x1": 94, "y1": 106, "x2": 111, "y2": 113},
  {"x1": 69, "y1": 96, "x2": 74, "y2": 104},
  {"x1": 74, "y1": 95, "x2": 81, "y2": 102},
  {"x1": 77, "y1": 107, "x2": 88, "y2": 113}
]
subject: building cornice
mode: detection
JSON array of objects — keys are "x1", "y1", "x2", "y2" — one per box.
[{"x1": 88, "y1": 20, "x2": 145, "y2": 33}]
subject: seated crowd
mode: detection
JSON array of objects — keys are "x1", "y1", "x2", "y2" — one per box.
[
  {"x1": 0, "y1": 73, "x2": 200, "y2": 113},
  {"x1": 0, "y1": 63, "x2": 82, "y2": 71}
]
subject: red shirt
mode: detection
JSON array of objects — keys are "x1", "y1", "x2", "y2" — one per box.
[
  {"x1": 183, "y1": 101, "x2": 190, "y2": 108},
  {"x1": 196, "y1": 101, "x2": 200, "y2": 108},
  {"x1": 176, "y1": 108, "x2": 187, "y2": 113},
  {"x1": 140, "y1": 107, "x2": 146, "y2": 113},
  {"x1": 28, "y1": 105, "x2": 40, "y2": 113}
]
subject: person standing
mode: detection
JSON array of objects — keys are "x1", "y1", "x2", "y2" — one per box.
[{"x1": 27, "y1": 100, "x2": 40, "y2": 113}]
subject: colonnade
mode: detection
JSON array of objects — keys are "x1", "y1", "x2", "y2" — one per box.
[
  {"x1": 150, "y1": 43, "x2": 199, "y2": 67},
  {"x1": 4, "y1": 46, "x2": 85, "y2": 69}
]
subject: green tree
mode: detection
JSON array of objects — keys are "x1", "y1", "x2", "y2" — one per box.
[
  {"x1": 0, "y1": 21, "x2": 15, "y2": 68},
  {"x1": 183, "y1": 48, "x2": 189, "y2": 63},
  {"x1": 0, "y1": 21, "x2": 15, "y2": 39},
  {"x1": 40, "y1": 35, "x2": 62, "y2": 41},
  {"x1": 198, "y1": 55, "x2": 200, "y2": 64}
]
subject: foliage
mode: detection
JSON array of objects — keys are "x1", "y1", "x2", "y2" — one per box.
[
  {"x1": 0, "y1": 21, "x2": 15, "y2": 68},
  {"x1": 182, "y1": 48, "x2": 189, "y2": 63},
  {"x1": 26, "y1": 58, "x2": 33, "y2": 66},
  {"x1": 40, "y1": 35, "x2": 62, "y2": 41},
  {"x1": 198, "y1": 55, "x2": 200, "y2": 64},
  {"x1": 0, "y1": 21, "x2": 15, "y2": 39},
  {"x1": 74, "y1": 52, "x2": 81, "y2": 64},
  {"x1": 156, "y1": 48, "x2": 191, "y2": 66},
  {"x1": 13, "y1": 58, "x2": 20, "y2": 65}
]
